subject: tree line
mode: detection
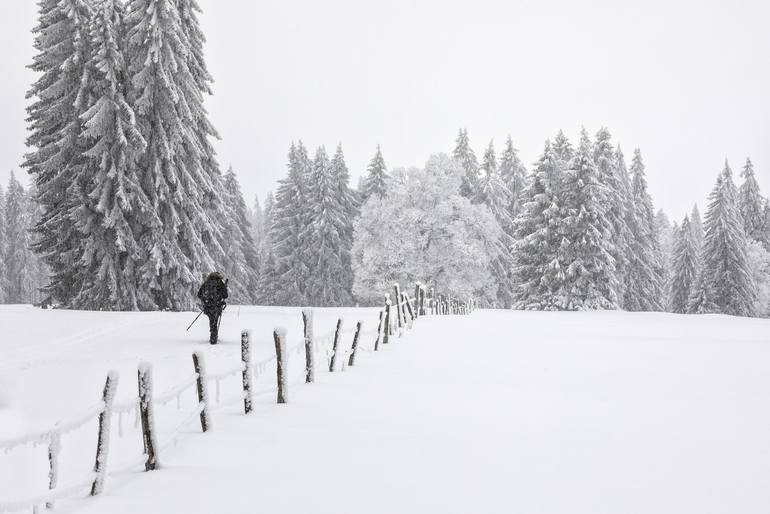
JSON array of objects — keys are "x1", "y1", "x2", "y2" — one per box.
[{"x1": 12, "y1": 0, "x2": 768, "y2": 316}]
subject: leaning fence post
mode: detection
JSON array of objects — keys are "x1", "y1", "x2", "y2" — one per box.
[
  {"x1": 302, "y1": 309, "x2": 315, "y2": 383},
  {"x1": 329, "y1": 318, "x2": 343, "y2": 372},
  {"x1": 138, "y1": 363, "x2": 159, "y2": 471},
  {"x1": 192, "y1": 352, "x2": 211, "y2": 431},
  {"x1": 90, "y1": 371, "x2": 118, "y2": 496},
  {"x1": 241, "y1": 330, "x2": 253, "y2": 414},
  {"x1": 348, "y1": 321, "x2": 362, "y2": 367},
  {"x1": 374, "y1": 310, "x2": 384, "y2": 351},
  {"x1": 383, "y1": 298, "x2": 391, "y2": 345},
  {"x1": 273, "y1": 328, "x2": 288, "y2": 404},
  {"x1": 403, "y1": 292, "x2": 415, "y2": 326}
]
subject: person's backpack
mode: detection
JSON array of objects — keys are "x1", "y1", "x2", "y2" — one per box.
[{"x1": 199, "y1": 278, "x2": 224, "y2": 307}]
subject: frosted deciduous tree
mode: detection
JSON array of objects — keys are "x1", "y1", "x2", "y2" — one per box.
[
  {"x1": 624, "y1": 149, "x2": 665, "y2": 311},
  {"x1": 361, "y1": 145, "x2": 388, "y2": 203},
  {"x1": 353, "y1": 154, "x2": 500, "y2": 304},
  {"x1": 453, "y1": 128, "x2": 479, "y2": 199},
  {"x1": 553, "y1": 129, "x2": 617, "y2": 310},
  {"x1": 512, "y1": 140, "x2": 565, "y2": 309},
  {"x1": 688, "y1": 162, "x2": 755, "y2": 316},
  {"x1": 670, "y1": 216, "x2": 699, "y2": 313}
]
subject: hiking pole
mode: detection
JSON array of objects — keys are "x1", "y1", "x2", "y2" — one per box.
[
  {"x1": 186, "y1": 310, "x2": 204, "y2": 331},
  {"x1": 217, "y1": 303, "x2": 227, "y2": 334}
]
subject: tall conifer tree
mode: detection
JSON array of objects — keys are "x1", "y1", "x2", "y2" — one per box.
[
  {"x1": 738, "y1": 157, "x2": 766, "y2": 244},
  {"x1": 361, "y1": 145, "x2": 389, "y2": 203},
  {"x1": 688, "y1": 162, "x2": 755, "y2": 316},
  {"x1": 453, "y1": 128, "x2": 479, "y2": 199},
  {"x1": 670, "y1": 216, "x2": 698, "y2": 313}
]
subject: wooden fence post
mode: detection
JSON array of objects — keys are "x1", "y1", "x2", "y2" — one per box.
[
  {"x1": 414, "y1": 284, "x2": 421, "y2": 319},
  {"x1": 383, "y1": 299, "x2": 391, "y2": 345},
  {"x1": 403, "y1": 292, "x2": 415, "y2": 325},
  {"x1": 374, "y1": 310, "x2": 384, "y2": 351},
  {"x1": 241, "y1": 330, "x2": 253, "y2": 414},
  {"x1": 138, "y1": 363, "x2": 159, "y2": 471},
  {"x1": 273, "y1": 328, "x2": 288, "y2": 404},
  {"x1": 89, "y1": 371, "x2": 119, "y2": 497},
  {"x1": 46, "y1": 434, "x2": 60, "y2": 508},
  {"x1": 329, "y1": 318, "x2": 343, "y2": 372},
  {"x1": 192, "y1": 352, "x2": 211, "y2": 431},
  {"x1": 419, "y1": 286, "x2": 426, "y2": 316},
  {"x1": 303, "y1": 308, "x2": 315, "y2": 383},
  {"x1": 348, "y1": 321, "x2": 362, "y2": 367},
  {"x1": 393, "y1": 284, "x2": 403, "y2": 334}
]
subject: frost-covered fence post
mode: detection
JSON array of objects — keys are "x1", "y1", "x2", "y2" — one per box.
[
  {"x1": 241, "y1": 330, "x2": 253, "y2": 414},
  {"x1": 393, "y1": 284, "x2": 403, "y2": 334},
  {"x1": 138, "y1": 363, "x2": 159, "y2": 471},
  {"x1": 374, "y1": 310, "x2": 384, "y2": 351},
  {"x1": 383, "y1": 298, "x2": 391, "y2": 345},
  {"x1": 329, "y1": 318, "x2": 343, "y2": 372},
  {"x1": 303, "y1": 309, "x2": 315, "y2": 383},
  {"x1": 418, "y1": 285, "x2": 425, "y2": 316},
  {"x1": 403, "y1": 292, "x2": 415, "y2": 327},
  {"x1": 273, "y1": 328, "x2": 288, "y2": 404},
  {"x1": 192, "y1": 352, "x2": 211, "y2": 432},
  {"x1": 348, "y1": 321, "x2": 362, "y2": 367},
  {"x1": 46, "y1": 434, "x2": 60, "y2": 508},
  {"x1": 90, "y1": 371, "x2": 119, "y2": 496},
  {"x1": 430, "y1": 288, "x2": 435, "y2": 315},
  {"x1": 413, "y1": 284, "x2": 421, "y2": 319}
]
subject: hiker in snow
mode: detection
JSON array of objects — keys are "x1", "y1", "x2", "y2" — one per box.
[{"x1": 197, "y1": 272, "x2": 229, "y2": 344}]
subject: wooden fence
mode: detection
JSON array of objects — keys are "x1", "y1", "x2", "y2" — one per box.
[{"x1": 0, "y1": 284, "x2": 474, "y2": 513}]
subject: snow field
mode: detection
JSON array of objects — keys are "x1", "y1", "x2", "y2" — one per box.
[{"x1": 2, "y1": 307, "x2": 770, "y2": 513}]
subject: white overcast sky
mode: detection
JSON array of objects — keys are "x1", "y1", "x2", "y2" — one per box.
[{"x1": 2, "y1": 0, "x2": 768, "y2": 222}]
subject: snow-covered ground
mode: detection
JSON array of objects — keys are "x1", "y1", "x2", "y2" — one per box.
[{"x1": 2, "y1": 307, "x2": 770, "y2": 513}]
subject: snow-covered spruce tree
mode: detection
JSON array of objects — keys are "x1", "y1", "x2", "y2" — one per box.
[
  {"x1": 330, "y1": 144, "x2": 357, "y2": 302},
  {"x1": 69, "y1": 0, "x2": 154, "y2": 310},
  {"x1": 250, "y1": 195, "x2": 267, "y2": 258},
  {"x1": 746, "y1": 240, "x2": 770, "y2": 317},
  {"x1": 0, "y1": 184, "x2": 6, "y2": 302},
  {"x1": 352, "y1": 154, "x2": 500, "y2": 304},
  {"x1": 511, "y1": 140, "x2": 565, "y2": 309},
  {"x1": 222, "y1": 167, "x2": 260, "y2": 303},
  {"x1": 553, "y1": 129, "x2": 617, "y2": 310},
  {"x1": 552, "y1": 129, "x2": 574, "y2": 166},
  {"x1": 474, "y1": 140, "x2": 514, "y2": 307},
  {"x1": 360, "y1": 145, "x2": 389, "y2": 203},
  {"x1": 3, "y1": 173, "x2": 40, "y2": 304},
  {"x1": 738, "y1": 157, "x2": 766, "y2": 244},
  {"x1": 593, "y1": 128, "x2": 631, "y2": 301},
  {"x1": 303, "y1": 146, "x2": 352, "y2": 306},
  {"x1": 670, "y1": 216, "x2": 699, "y2": 313},
  {"x1": 688, "y1": 162, "x2": 755, "y2": 316},
  {"x1": 498, "y1": 135, "x2": 528, "y2": 222},
  {"x1": 453, "y1": 128, "x2": 479, "y2": 199},
  {"x1": 23, "y1": 0, "x2": 94, "y2": 305},
  {"x1": 624, "y1": 149, "x2": 665, "y2": 311},
  {"x1": 255, "y1": 250, "x2": 280, "y2": 305},
  {"x1": 126, "y1": 0, "x2": 225, "y2": 310},
  {"x1": 655, "y1": 208, "x2": 675, "y2": 304},
  {"x1": 690, "y1": 203, "x2": 704, "y2": 253},
  {"x1": 270, "y1": 143, "x2": 311, "y2": 305}
]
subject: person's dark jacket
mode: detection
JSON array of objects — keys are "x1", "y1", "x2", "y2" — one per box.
[{"x1": 197, "y1": 272, "x2": 228, "y2": 312}]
